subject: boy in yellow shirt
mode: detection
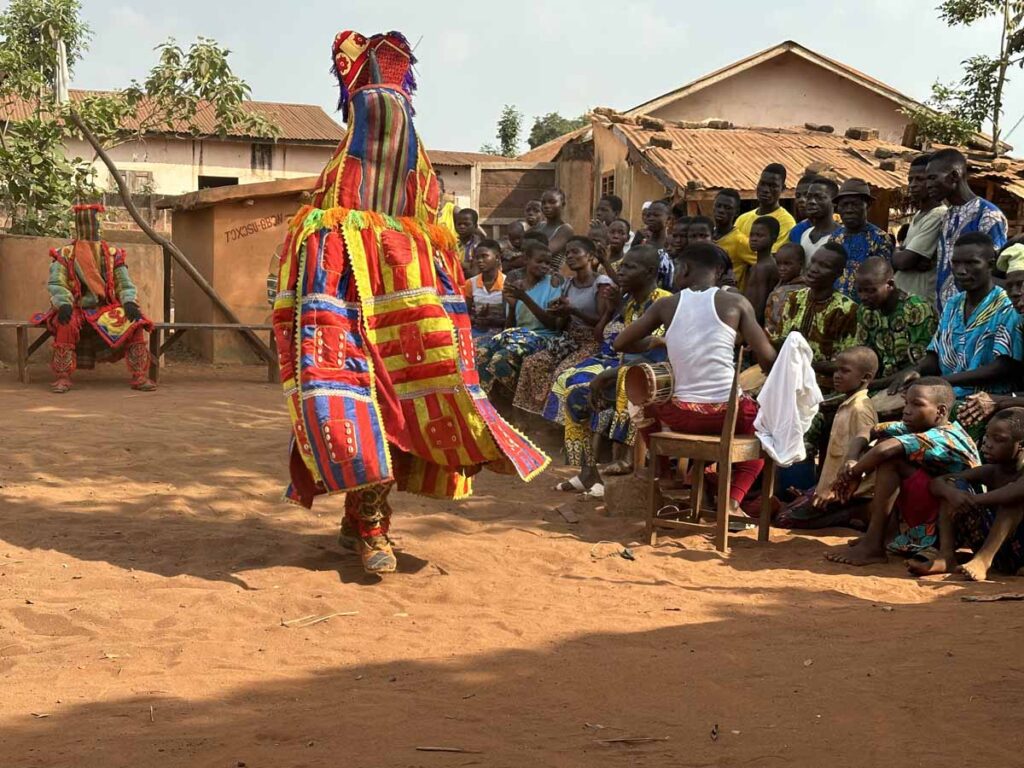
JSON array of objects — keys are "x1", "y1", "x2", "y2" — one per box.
[{"x1": 714, "y1": 187, "x2": 756, "y2": 288}]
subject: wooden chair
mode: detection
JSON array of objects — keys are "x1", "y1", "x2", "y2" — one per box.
[{"x1": 645, "y1": 350, "x2": 775, "y2": 553}]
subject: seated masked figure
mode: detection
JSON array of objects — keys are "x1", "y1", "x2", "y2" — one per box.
[
  {"x1": 32, "y1": 204, "x2": 155, "y2": 393},
  {"x1": 273, "y1": 30, "x2": 550, "y2": 575}
]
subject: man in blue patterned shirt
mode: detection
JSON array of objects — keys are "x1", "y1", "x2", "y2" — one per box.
[
  {"x1": 826, "y1": 178, "x2": 892, "y2": 300},
  {"x1": 928, "y1": 148, "x2": 1008, "y2": 311},
  {"x1": 890, "y1": 232, "x2": 1022, "y2": 405}
]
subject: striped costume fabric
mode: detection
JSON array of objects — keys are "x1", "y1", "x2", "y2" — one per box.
[{"x1": 274, "y1": 77, "x2": 549, "y2": 509}]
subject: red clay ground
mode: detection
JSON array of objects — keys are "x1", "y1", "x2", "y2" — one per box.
[{"x1": 1, "y1": 364, "x2": 1023, "y2": 767}]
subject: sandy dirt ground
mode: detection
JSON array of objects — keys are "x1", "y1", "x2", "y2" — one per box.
[{"x1": 2, "y1": 363, "x2": 1024, "y2": 768}]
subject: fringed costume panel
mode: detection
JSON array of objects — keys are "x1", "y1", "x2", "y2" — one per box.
[{"x1": 273, "y1": 50, "x2": 549, "y2": 508}]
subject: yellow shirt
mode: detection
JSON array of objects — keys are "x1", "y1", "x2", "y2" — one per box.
[
  {"x1": 439, "y1": 201, "x2": 457, "y2": 239},
  {"x1": 817, "y1": 389, "x2": 877, "y2": 499},
  {"x1": 716, "y1": 228, "x2": 757, "y2": 290},
  {"x1": 735, "y1": 206, "x2": 797, "y2": 254}
]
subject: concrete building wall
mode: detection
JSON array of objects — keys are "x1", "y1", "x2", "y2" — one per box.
[
  {"x1": 171, "y1": 192, "x2": 304, "y2": 363},
  {"x1": 0, "y1": 233, "x2": 163, "y2": 363},
  {"x1": 592, "y1": 125, "x2": 669, "y2": 227},
  {"x1": 557, "y1": 159, "x2": 594, "y2": 234},
  {"x1": 646, "y1": 53, "x2": 909, "y2": 144},
  {"x1": 433, "y1": 164, "x2": 473, "y2": 210},
  {"x1": 66, "y1": 137, "x2": 337, "y2": 196},
  {"x1": 170, "y1": 207, "x2": 216, "y2": 360}
]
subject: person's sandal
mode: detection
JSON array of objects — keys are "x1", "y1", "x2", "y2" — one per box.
[
  {"x1": 555, "y1": 476, "x2": 586, "y2": 492},
  {"x1": 599, "y1": 459, "x2": 633, "y2": 476}
]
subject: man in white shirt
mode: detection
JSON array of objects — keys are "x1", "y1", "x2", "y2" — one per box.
[{"x1": 893, "y1": 154, "x2": 946, "y2": 304}]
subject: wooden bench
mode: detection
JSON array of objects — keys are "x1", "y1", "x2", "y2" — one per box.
[
  {"x1": 0, "y1": 320, "x2": 49, "y2": 384},
  {"x1": 0, "y1": 320, "x2": 278, "y2": 384},
  {"x1": 148, "y1": 322, "x2": 278, "y2": 383}
]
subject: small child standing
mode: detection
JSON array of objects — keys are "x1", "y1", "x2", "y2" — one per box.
[
  {"x1": 524, "y1": 199, "x2": 544, "y2": 230},
  {"x1": 500, "y1": 221, "x2": 527, "y2": 273},
  {"x1": 763, "y1": 242, "x2": 805, "y2": 336},
  {"x1": 825, "y1": 377, "x2": 981, "y2": 567},
  {"x1": 744, "y1": 216, "x2": 782, "y2": 325},
  {"x1": 914, "y1": 408, "x2": 1024, "y2": 580},
  {"x1": 776, "y1": 347, "x2": 879, "y2": 529}
]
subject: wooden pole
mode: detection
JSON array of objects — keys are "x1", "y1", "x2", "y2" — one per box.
[
  {"x1": 16, "y1": 324, "x2": 28, "y2": 384},
  {"x1": 67, "y1": 111, "x2": 272, "y2": 363}
]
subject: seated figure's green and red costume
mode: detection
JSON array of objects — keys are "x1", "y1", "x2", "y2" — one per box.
[
  {"x1": 272, "y1": 31, "x2": 549, "y2": 565},
  {"x1": 32, "y1": 204, "x2": 154, "y2": 391}
]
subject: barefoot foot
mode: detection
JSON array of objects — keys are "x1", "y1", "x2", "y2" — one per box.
[
  {"x1": 825, "y1": 543, "x2": 888, "y2": 566},
  {"x1": 961, "y1": 557, "x2": 991, "y2": 582}
]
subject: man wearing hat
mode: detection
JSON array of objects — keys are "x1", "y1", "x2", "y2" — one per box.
[
  {"x1": 32, "y1": 204, "x2": 156, "y2": 393},
  {"x1": 827, "y1": 178, "x2": 892, "y2": 299}
]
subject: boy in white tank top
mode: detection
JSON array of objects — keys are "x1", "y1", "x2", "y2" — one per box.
[{"x1": 615, "y1": 243, "x2": 778, "y2": 510}]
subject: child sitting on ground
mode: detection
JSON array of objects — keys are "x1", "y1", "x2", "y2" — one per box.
[
  {"x1": 744, "y1": 216, "x2": 782, "y2": 325},
  {"x1": 475, "y1": 241, "x2": 562, "y2": 396},
  {"x1": 763, "y1": 242, "x2": 805, "y2": 337},
  {"x1": 776, "y1": 346, "x2": 879, "y2": 530},
  {"x1": 462, "y1": 239, "x2": 507, "y2": 339},
  {"x1": 505, "y1": 230, "x2": 552, "y2": 286},
  {"x1": 912, "y1": 408, "x2": 1024, "y2": 580},
  {"x1": 825, "y1": 377, "x2": 981, "y2": 567}
]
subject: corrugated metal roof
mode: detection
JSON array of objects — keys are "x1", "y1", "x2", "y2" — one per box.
[
  {"x1": 0, "y1": 89, "x2": 345, "y2": 143},
  {"x1": 974, "y1": 165, "x2": 1024, "y2": 201},
  {"x1": 516, "y1": 128, "x2": 588, "y2": 162},
  {"x1": 430, "y1": 149, "x2": 508, "y2": 166},
  {"x1": 625, "y1": 40, "x2": 1008, "y2": 153},
  {"x1": 159, "y1": 176, "x2": 318, "y2": 211},
  {"x1": 611, "y1": 122, "x2": 909, "y2": 193}
]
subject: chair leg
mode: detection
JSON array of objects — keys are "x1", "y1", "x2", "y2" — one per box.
[
  {"x1": 716, "y1": 460, "x2": 733, "y2": 553},
  {"x1": 759, "y1": 457, "x2": 775, "y2": 543},
  {"x1": 632, "y1": 435, "x2": 646, "y2": 478},
  {"x1": 690, "y1": 460, "x2": 706, "y2": 522},
  {"x1": 647, "y1": 440, "x2": 659, "y2": 546},
  {"x1": 148, "y1": 328, "x2": 161, "y2": 383}
]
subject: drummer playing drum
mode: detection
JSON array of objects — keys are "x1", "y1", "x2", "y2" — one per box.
[{"x1": 614, "y1": 243, "x2": 777, "y2": 512}]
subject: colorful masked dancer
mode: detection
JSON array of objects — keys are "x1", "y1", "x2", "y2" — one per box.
[
  {"x1": 32, "y1": 204, "x2": 156, "y2": 393},
  {"x1": 273, "y1": 31, "x2": 550, "y2": 575}
]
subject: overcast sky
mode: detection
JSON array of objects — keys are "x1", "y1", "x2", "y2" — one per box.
[{"x1": 61, "y1": 0, "x2": 1024, "y2": 152}]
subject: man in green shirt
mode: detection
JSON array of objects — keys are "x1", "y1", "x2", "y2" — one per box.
[
  {"x1": 854, "y1": 257, "x2": 938, "y2": 391},
  {"x1": 773, "y1": 241, "x2": 858, "y2": 392}
]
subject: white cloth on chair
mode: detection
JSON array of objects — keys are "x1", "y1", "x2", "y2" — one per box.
[{"x1": 753, "y1": 332, "x2": 822, "y2": 467}]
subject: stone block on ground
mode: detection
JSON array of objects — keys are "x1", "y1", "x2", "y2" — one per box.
[{"x1": 603, "y1": 473, "x2": 651, "y2": 519}]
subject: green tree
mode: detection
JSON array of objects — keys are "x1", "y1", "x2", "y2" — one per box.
[
  {"x1": 0, "y1": 0, "x2": 279, "y2": 236},
  {"x1": 0, "y1": 0, "x2": 95, "y2": 235},
  {"x1": 916, "y1": 0, "x2": 1024, "y2": 154},
  {"x1": 903, "y1": 82, "x2": 980, "y2": 147},
  {"x1": 527, "y1": 112, "x2": 588, "y2": 150},
  {"x1": 481, "y1": 104, "x2": 523, "y2": 157}
]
